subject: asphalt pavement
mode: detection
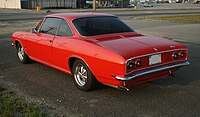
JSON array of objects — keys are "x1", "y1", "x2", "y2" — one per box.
[
  {"x1": 0, "y1": 7, "x2": 200, "y2": 117},
  {"x1": 0, "y1": 6, "x2": 200, "y2": 21}
]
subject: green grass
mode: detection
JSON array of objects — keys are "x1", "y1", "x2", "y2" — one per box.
[
  {"x1": 0, "y1": 86, "x2": 46, "y2": 117},
  {"x1": 149, "y1": 15, "x2": 200, "y2": 23}
]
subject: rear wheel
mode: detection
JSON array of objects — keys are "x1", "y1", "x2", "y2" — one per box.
[
  {"x1": 17, "y1": 43, "x2": 30, "y2": 64},
  {"x1": 72, "y1": 59, "x2": 98, "y2": 91}
]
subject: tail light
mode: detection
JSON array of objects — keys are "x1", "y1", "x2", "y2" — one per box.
[
  {"x1": 172, "y1": 52, "x2": 178, "y2": 60},
  {"x1": 127, "y1": 61, "x2": 134, "y2": 70},
  {"x1": 135, "y1": 59, "x2": 142, "y2": 68},
  {"x1": 179, "y1": 51, "x2": 185, "y2": 58},
  {"x1": 127, "y1": 59, "x2": 142, "y2": 71}
]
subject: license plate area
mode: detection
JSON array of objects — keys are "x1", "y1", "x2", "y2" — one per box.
[{"x1": 149, "y1": 54, "x2": 162, "y2": 65}]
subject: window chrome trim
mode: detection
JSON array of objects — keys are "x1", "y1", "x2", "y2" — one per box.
[
  {"x1": 39, "y1": 17, "x2": 75, "y2": 36},
  {"x1": 116, "y1": 61, "x2": 190, "y2": 81},
  {"x1": 37, "y1": 18, "x2": 46, "y2": 33}
]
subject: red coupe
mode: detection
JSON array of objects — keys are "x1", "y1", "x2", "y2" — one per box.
[{"x1": 12, "y1": 13, "x2": 189, "y2": 91}]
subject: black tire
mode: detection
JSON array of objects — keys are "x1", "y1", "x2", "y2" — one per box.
[
  {"x1": 16, "y1": 43, "x2": 30, "y2": 64},
  {"x1": 72, "y1": 59, "x2": 99, "y2": 91}
]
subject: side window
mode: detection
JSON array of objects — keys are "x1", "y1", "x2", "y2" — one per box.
[
  {"x1": 57, "y1": 20, "x2": 73, "y2": 36},
  {"x1": 40, "y1": 18, "x2": 61, "y2": 35}
]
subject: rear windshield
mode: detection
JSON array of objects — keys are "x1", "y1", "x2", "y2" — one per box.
[{"x1": 72, "y1": 16, "x2": 134, "y2": 36}]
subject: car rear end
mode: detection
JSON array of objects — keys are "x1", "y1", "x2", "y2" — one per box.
[{"x1": 115, "y1": 48, "x2": 189, "y2": 86}]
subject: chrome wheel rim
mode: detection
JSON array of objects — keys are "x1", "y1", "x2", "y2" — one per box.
[
  {"x1": 74, "y1": 64, "x2": 87, "y2": 86},
  {"x1": 18, "y1": 46, "x2": 24, "y2": 61}
]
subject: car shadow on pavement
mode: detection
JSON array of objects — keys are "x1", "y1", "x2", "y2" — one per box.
[{"x1": 149, "y1": 46, "x2": 199, "y2": 87}]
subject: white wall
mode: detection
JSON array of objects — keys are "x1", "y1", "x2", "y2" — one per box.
[{"x1": 0, "y1": 0, "x2": 21, "y2": 9}]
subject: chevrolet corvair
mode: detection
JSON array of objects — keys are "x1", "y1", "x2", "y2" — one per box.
[{"x1": 12, "y1": 13, "x2": 189, "y2": 91}]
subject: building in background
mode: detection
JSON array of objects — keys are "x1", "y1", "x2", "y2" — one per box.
[
  {"x1": 95, "y1": 0, "x2": 129, "y2": 8},
  {"x1": 21, "y1": 0, "x2": 77, "y2": 9},
  {"x1": 0, "y1": 0, "x2": 21, "y2": 9},
  {"x1": 0, "y1": 0, "x2": 134, "y2": 9},
  {"x1": 0, "y1": 0, "x2": 78, "y2": 9}
]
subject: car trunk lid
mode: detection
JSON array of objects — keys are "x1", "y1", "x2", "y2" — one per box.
[{"x1": 84, "y1": 32, "x2": 182, "y2": 60}]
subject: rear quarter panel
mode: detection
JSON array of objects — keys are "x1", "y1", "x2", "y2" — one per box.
[{"x1": 66, "y1": 39, "x2": 126, "y2": 86}]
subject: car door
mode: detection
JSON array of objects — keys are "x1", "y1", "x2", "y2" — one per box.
[
  {"x1": 26, "y1": 18, "x2": 62, "y2": 64},
  {"x1": 52, "y1": 19, "x2": 74, "y2": 71}
]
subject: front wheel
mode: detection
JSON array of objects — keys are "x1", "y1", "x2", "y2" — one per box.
[
  {"x1": 72, "y1": 60, "x2": 98, "y2": 91},
  {"x1": 17, "y1": 43, "x2": 30, "y2": 64}
]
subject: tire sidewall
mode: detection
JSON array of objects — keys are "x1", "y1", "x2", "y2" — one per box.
[
  {"x1": 72, "y1": 60, "x2": 94, "y2": 91},
  {"x1": 17, "y1": 43, "x2": 29, "y2": 64}
]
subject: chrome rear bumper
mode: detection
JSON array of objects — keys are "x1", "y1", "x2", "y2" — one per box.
[{"x1": 115, "y1": 61, "x2": 190, "y2": 81}]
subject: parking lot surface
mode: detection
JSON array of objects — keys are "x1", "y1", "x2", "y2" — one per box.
[{"x1": 0, "y1": 7, "x2": 200, "y2": 117}]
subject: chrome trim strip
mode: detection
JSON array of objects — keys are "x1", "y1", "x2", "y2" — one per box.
[
  {"x1": 116, "y1": 61, "x2": 190, "y2": 81},
  {"x1": 126, "y1": 48, "x2": 187, "y2": 63},
  {"x1": 125, "y1": 48, "x2": 188, "y2": 74},
  {"x1": 126, "y1": 60, "x2": 186, "y2": 75}
]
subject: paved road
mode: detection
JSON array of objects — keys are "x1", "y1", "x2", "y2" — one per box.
[
  {"x1": 0, "y1": 9, "x2": 200, "y2": 117},
  {"x1": 124, "y1": 19, "x2": 200, "y2": 44},
  {"x1": 0, "y1": 8, "x2": 200, "y2": 21}
]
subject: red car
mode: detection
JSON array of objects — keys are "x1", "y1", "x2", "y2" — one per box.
[{"x1": 12, "y1": 13, "x2": 189, "y2": 91}]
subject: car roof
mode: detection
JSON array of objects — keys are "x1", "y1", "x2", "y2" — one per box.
[{"x1": 45, "y1": 13, "x2": 116, "y2": 20}]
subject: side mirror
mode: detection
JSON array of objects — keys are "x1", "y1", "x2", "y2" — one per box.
[{"x1": 31, "y1": 28, "x2": 37, "y2": 33}]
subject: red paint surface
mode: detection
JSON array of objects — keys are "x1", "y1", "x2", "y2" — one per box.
[{"x1": 12, "y1": 13, "x2": 188, "y2": 87}]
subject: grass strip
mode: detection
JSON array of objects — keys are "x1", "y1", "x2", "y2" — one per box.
[
  {"x1": 0, "y1": 86, "x2": 46, "y2": 117},
  {"x1": 149, "y1": 14, "x2": 200, "y2": 23}
]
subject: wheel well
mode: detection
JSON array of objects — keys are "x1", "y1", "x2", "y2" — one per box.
[
  {"x1": 15, "y1": 40, "x2": 20, "y2": 47},
  {"x1": 68, "y1": 57, "x2": 78, "y2": 72}
]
